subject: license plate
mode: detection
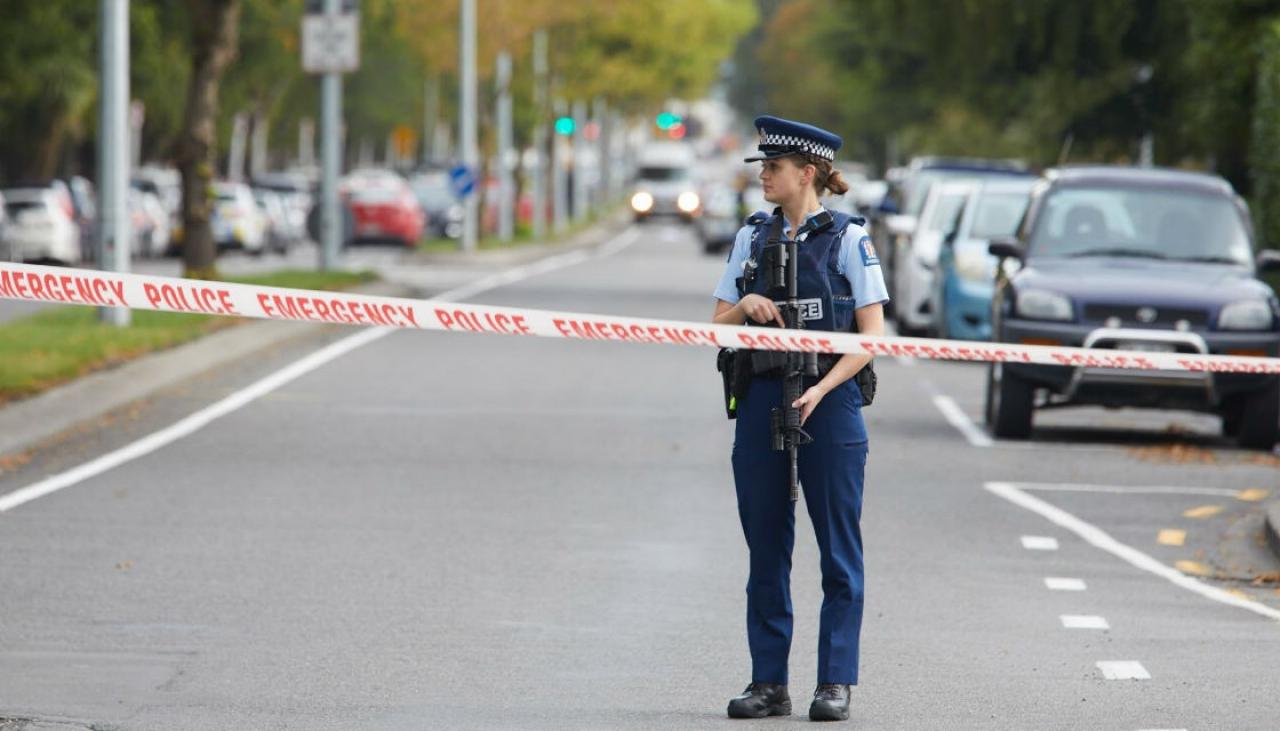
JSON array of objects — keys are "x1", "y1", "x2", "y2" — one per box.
[{"x1": 1115, "y1": 341, "x2": 1175, "y2": 353}]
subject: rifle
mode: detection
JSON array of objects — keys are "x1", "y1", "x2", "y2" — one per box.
[{"x1": 760, "y1": 219, "x2": 818, "y2": 502}]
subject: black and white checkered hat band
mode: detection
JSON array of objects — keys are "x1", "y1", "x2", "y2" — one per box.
[{"x1": 759, "y1": 132, "x2": 835, "y2": 161}]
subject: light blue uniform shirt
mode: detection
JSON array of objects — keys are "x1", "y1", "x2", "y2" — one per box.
[{"x1": 713, "y1": 208, "x2": 890, "y2": 309}]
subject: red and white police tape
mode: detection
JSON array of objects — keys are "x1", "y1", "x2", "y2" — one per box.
[{"x1": 2, "y1": 261, "x2": 1279, "y2": 374}]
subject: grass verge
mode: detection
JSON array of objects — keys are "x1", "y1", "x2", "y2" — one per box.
[{"x1": 0, "y1": 269, "x2": 376, "y2": 403}]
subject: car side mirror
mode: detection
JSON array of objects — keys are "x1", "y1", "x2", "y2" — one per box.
[
  {"x1": 989, "y1": 236, "x2": 1025, "y2": 261},
  {"x1": 1257, "y1": 249, "x2": 1280, "y2": 272}
]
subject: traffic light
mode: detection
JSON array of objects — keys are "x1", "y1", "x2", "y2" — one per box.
[
  {"x1": 655, "y1": 112, "x2": 681, "y2": 130},
  {"x1": 554, "y1": 116, "x2": 575, "y2": 136}
]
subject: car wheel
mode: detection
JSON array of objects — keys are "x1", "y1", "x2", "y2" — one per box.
[
  {"x1": 1235, "y1": 377, "x2": 1279, "y2": 451},
  {"x1": 989, "y1": 362, "x2": 1034, "y2": 439}
]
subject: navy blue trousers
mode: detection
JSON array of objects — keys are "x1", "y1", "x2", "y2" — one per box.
[{"x1": 731, "y1": 377, "x2": 867, "y2": 686}]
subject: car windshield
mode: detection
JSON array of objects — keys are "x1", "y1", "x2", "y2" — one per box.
[
  {"x1": 923, "y1": 190, "x2": 969, "y2": 234},
  {"x1": 970, "y1": 191, "x2": 1030, "y2": 239},
  {"x1": 1028, "y1": 185, "x2": 1252, "y2": 264},
  {"x1": 639, "y1": 166, "x2": 689, "y2": 182},
  {"x1": 5, "y1": 201, "x2": 45, "y2": 217}
]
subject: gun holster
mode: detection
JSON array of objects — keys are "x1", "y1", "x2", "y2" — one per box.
[
  {"x1": 855, "y1": 362, "x2": 877, "y2": 407},
  {"x1": 716, "y1": 348, "x2": 738, "y2": 419}
]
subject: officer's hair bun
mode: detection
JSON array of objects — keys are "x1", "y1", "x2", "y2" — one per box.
[{"x1": 823, "y1": 167, "x2": 851, "y2": 196}]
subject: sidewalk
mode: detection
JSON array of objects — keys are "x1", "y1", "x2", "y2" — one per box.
[{"x1": 0, "y1": 213, "x2": 630, "y2": 461}]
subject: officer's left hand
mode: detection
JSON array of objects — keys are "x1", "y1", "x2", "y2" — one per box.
[{"x1": 792, "y1": 385, "x2": 828, "y2": 426}]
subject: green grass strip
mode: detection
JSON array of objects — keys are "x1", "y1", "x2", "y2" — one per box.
[{"x1": 0, "y1": 269, "x2": 377, "y2": 403}]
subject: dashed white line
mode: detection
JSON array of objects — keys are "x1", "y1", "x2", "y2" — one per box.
[
  {"x1": 1045, "y1": 577, "x2": 1087, "y2": 591},
  {"x1": 0, "y1": 229, "x2": 640, "y2": 515},
  {"x1": 931, "y1": 394, "x2": 993, "y2": 447},
  {"x1": 1096, "y1": 661, "x2": 1151, "y2": 680},
  {"x1": 1021, "y1": 535, "x2": 1060, "y2": 551},
  {"x1": 1061, "y1": 614, "x2": 1110, "y2": 629},
  {"x1": 988, "y1": 482, "x2": 1280, "y2": 622}
]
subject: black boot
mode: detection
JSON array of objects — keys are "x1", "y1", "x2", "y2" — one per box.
[
  {"x1": 727, "y1": 682, "x2": 791, "y2": 719},
  {"x1": 808, "y1": 683, "x2": 851, "y2": 721}
]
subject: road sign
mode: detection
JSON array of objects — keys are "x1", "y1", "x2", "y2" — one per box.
[
  {"x1": 392, "y1": 125, "x2": 417, "y2": 159},
  {"x1": 302, "y1": 12, "x2": 360, "y2": 74},
  {"x1": 449, "y1": 164, "x2": 477, "y2": 198}
]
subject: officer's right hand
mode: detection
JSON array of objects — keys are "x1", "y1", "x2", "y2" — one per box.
[{"x1": 739, "y1": 294, "x2": 785, "y2": 328}]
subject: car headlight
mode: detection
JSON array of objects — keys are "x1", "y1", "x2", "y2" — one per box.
[
  {"x1": 953, "y1": 249, "x2": 992, "y2": 283},
  {"x1": 677, "y1": 191, "x2": 701, "y2": 213},
  {"x1": 631, "y1": 191, "x2": 654, "y2": 213},
  {"x1": 1016, "y1": 289, "x2": 1073, "y2": 321},
  {"x1": 1218, "y1": 299, "x2": 1274, "y2": 330}
]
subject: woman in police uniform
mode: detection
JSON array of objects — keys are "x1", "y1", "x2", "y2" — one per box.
[{"x1": 712, "y1": 116, "x2": 888, "y2": 722}]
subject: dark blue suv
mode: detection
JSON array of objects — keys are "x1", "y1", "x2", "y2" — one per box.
[{"x1": 985, "y1": 166, "x2": 1280, "y2": 449}]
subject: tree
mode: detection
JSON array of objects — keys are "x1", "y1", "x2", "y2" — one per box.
[{"x1": 175, "y1": 0, "x2": 242, "y2": 280}]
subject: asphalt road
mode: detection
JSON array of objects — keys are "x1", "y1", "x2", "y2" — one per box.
[{"x1": 1, "y1": 220, "x2": 1278, "y2": 730}]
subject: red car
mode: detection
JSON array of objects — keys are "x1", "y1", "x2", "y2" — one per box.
[{"x1": 341, "y1": 173, "x2": 426, "y2": 247}]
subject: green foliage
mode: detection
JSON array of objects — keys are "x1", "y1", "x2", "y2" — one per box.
[{"x1": 0, "y1": 0, "x2": 755, "y2": 183}]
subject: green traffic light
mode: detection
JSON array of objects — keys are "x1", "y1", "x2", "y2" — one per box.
[
  {"x1": 655, "y1": 112, "x2": 680, "y2": 130},
  {"x1": 555, "y1": 116, "x2": 575, "y2": 135}
]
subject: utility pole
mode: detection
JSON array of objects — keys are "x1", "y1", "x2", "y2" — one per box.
[
  {"x1": 496, "y1": 50, "x2": 514, "y2": 241},
  {"x1": 423, "y1": 76, "x2": 438, "y2": 165},
  {"x1": 572, "y1": 99, "x2": 588, "y2": 222},
  {"x1": 318, "y1": 0, "x2": 344, "y2": 271},
  {"x1": 552, "y1": 98, "x2": 568, "y2": 233},
  {"x1": 459, "y1": 0, "x2": 478, "y2": 252},
  {"x1": 98, "y1": 0, "x2": 131, "y2": 327},
  {"x1": 531, "y1": 30, "x2": 548, "y2": 241}
]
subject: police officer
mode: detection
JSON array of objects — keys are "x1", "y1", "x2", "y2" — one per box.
[{"x1": 712, "y1": 116, "x2": 888, "y2": 722}]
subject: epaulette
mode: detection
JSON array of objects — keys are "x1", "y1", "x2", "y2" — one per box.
[{"x1": 744, "y1": 210, "x2": 769, "y2": 226}]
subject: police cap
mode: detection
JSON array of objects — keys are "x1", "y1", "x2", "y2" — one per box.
[{"x1": 744, "y1": 115, "x2": 842, "y2": 163}]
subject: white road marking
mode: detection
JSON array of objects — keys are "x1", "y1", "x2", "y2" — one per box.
[
  {"x1": 1016, "y1": 482, "x2": 1239, "y2": 497},
  {"x1": 988, "y1": 482, "x2": 1280, "y2": 622},
  {"x1": 931, "y1": 394, "x2": 993, "y2": 447},
  {"x1": 1045, "y1": 577, "x2": 1087, "y2": 591},
  {"x1": 1061, "y1": 614, "x2": 1110, "y2": 629},
  {"x1": 1021, "y1": 535, "x2": 1059, "y2": 551},
  {"x1": 0, "y1": 228, "x2": 640, "y2": 515},
  {"x1": 1096, "y1": 661, "x2": 1151, "y2": 680}
]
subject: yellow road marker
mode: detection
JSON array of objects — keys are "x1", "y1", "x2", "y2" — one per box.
[
  {"x1": 1156, "y1": 529, "x2": 1186, "y2": 546},
  {"x1": 1236, "y1": 488, "x2": 1270, "y2": 502},
  {"x1": 1183, "y1": 505, "x2": 1223, "y2": 519},
  {"x1": 1175, "y1": 560, "x2": 1213, "y2": 577}
]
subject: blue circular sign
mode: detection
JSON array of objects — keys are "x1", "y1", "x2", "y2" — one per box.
[{"x1": 448, "y1": 164, "x2": 476, "y2": 198}]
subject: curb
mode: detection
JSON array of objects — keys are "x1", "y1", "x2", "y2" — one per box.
[
  {"x1": 1265, "y1": 500, "x2": 1280, "y2": 563},
  {"x1": 409, "y1": 209, "x2": 629, "y2": 267}
]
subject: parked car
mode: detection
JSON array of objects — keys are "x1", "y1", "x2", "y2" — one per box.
[
  {"x1": 127, "y1": 187, "x2": 172, "y2": 258},
  {"x1": 253, "y1": 171, "x2": 314, "y2": 242},
  {"x1": 893, "y1": 179, "x2": 976, "y2": 335},
  {"x1": 409, "y1": 170, "x2": 463, "y2": 239},
  {"x1": 341, "y1": 172, "x2": 425, "y2": 247},
  {"x1": 630, "y1": 142, "x2": 700, "y2": 222},
  {"x1": 253, "y1": 187, "x2": 298, "y2": 254},
  {"x1": 1, "y1": 187, "x2": 81, "y2": 264},
  {"x1": 930, "y1": 178, "x2": 1036, "y2": 340},
  {"x1": 985, "y1": 166, "x2": 1280, "y2": 449},
  {"x1": 211, "y1": 182, "x2": 268, "y2": 254},
  {"x1": 875, "y1": 157, "x2": 1032, "y2": 314}
]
